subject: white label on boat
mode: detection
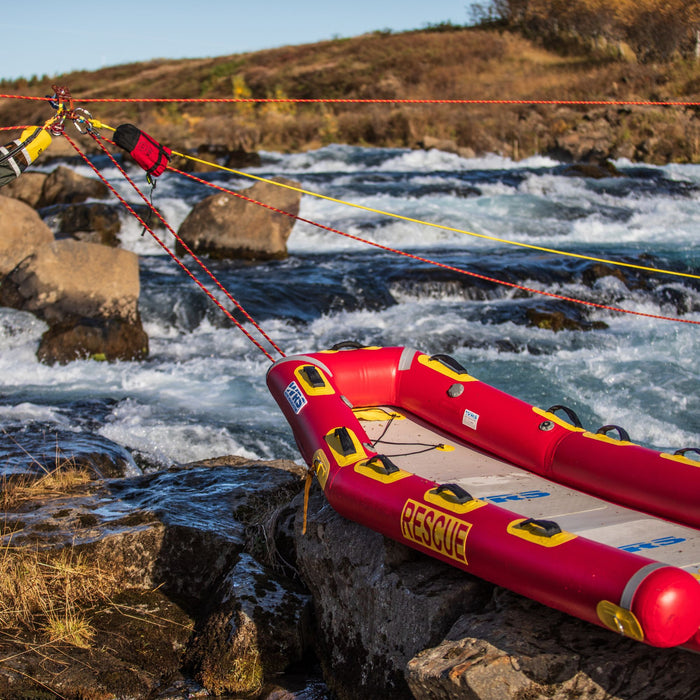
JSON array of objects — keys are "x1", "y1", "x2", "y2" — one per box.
[
  {"x1": 284, "y1": 380, "x2": 307, "y2": 414},
  {"x1": 462, "y1": 408, "x2": 479, "y2": 430}
]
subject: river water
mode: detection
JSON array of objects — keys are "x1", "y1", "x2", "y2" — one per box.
[{"x1": 1, "y1": 145, "x2": 699, "y2": 473}]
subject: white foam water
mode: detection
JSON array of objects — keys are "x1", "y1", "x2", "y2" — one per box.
[{"x1": 1, "y1": 146, "x2": 697, "y2": 470}]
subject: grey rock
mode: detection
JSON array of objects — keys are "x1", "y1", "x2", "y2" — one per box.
[
  {"x1": 0, "y1": 194, "x2": 53, "y2": 276},
  {"x1": 177, "y1": 177, "x2": 301, "y2": 260}
]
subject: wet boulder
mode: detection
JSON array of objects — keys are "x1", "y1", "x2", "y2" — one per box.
[
  {"x1": 44, "y1": 201, "x2": 123, "y2": 246},
  {"x1": 0, "y1": 454, "x2": 313, "y2": 699},
  {"x1": 185, "y1": 552, "x2": 311, "y2": 696},
  {"x1": 38, "y1": 164, "x2": 109, "y2": 207},
  {"x1": 36, "y1": 316, "x2": 148, "y2": 364},
  {"x1": 0, "y1": 195, "x2": 54, "y2": 276},
  {"x1": 291, "y1": 486, "x2": 494, "y2": 699},
  {"x1": 525, "y1": 306, "x2": 608, "y2": 332},
  {"x1": 291, "y1": 485, "x2": 700, "y2": 700},
  {"x1": 0, "y1": 239, "x2": 148, "y2": 363},
  {"x1": 177, "y1": 177, "x2": 301, "y2": 260},
  {"x1": 0, "y1": 426, "x2": 140, "y2": 480}
]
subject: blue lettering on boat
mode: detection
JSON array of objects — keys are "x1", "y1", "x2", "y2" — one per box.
[
  {"x1": 284, "y1": 380, "x2": 307, "y2": 414},
  {"x1": 620, "y1": 536, "x2": 686, "y2": 553},
  {"x1": 486, "y1": 490, "x2": 550, "y2": 503}
]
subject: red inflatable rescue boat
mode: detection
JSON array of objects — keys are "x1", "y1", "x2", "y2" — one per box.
[{"x1": 267, "y1": 345, "x2": 700, "y2": 650}]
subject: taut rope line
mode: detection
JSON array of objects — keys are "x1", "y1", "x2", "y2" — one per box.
[
  {"x1": 61, "y1": 131, "x2": 283, "y2": 362},
  {"x1": 4, "y1": 94, "x2": 700, "y2": 106},
  {"x1": 172, "y1": 167, "x2": 700, "y2": 327}
]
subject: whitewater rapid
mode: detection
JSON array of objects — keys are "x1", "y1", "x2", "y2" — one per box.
[{"x1": 1, "y1": 145, "x2": 698, "y2": 472}]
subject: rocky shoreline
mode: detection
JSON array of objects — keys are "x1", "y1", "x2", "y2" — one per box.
[
  {"x1": 1, "y1": 151, "x2": 699, "y2": 698},
  {"x1": 1, "y1": 447, "x2": 699, "y2": 700}
]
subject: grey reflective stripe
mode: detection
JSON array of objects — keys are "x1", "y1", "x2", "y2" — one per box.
[
  {"x1": 0, "y1": 146, "x2": 20, "y2": 178},
  {"x1": 19, "y1": 142, "x2": 32, "y2": 166},
  {"x1": 267, "y1": 354, "x2": 334, "y2": 377},
  {"x1": 620, "y1": 562, "x2": 669, "y2": 609},
  {"x1": 399, "y1": 347, "x2": 416, "y2": 371}
]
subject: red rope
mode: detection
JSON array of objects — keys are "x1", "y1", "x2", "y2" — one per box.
[
  {"x1": 89, "y1": 131, "x2": 286, "y2": 358},
  {"x1": 61, "y1": 132, "x2": 283, "y2": 362},
  {"x1": 2, "y1": 93, "x2": 700, "y2": 107},
  {"x1": 171, "y1": 168, "x2": 700, "y2": 327}
]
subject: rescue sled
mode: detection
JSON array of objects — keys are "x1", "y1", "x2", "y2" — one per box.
[{"x1": 266, "y1": 344, "x2": 700, "y2": 650}]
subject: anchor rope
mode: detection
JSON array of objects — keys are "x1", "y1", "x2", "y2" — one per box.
[
  {"x1": 170, "y1": 166, "x2": 700, "y2": 326},
  {"x1": 88, "y1": 130, "x2": 286, "y2": 359},
  {"x1": 4, "y1": 94, "x2": 700, "y2": 106},
  {"x1": 61, "y1": 131, "x2": 283, "y2": 362}
]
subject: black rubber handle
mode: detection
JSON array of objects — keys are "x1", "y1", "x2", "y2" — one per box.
[
  {"x1": 546, "y1": 404, "x2": 583, "y2": 428},
  {"x1": 596, "y1": 424, "x2": 630, "y2": 442},
  {"x1": 434, "y1": 483, "x2": 474, "y2": 504},
  {"x1": 429, "y1": 354, "x2": 469, "y2": 375}
]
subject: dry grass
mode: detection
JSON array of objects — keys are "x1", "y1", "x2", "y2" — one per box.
[
  {"x1": 1, "y1": 441, "x2": 93, "y2": 512},
  {"x1": 0, "y1": 26, "x2": 698, "y2": 160},
  {"x1": 0, "y1": 439, "x2": 113, "y2": 648},
  {"x1": 0, "y1": 533, "x2": 116, "y2": 647}
]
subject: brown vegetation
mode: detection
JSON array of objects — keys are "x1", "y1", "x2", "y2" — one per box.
[
  {"x1": 0, "y1": 452, "x2": 114, "y2": 649},
  {"x1": 0, "y1": 25, "x2": 699, "y2": 162},
  {"x1": 483, "y1": 0, "x2": 700, "y2": 62}
]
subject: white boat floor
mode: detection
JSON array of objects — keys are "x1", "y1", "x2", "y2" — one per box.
[{"x1": 357, "y1": 407, "x2": 700, "y2": 575}]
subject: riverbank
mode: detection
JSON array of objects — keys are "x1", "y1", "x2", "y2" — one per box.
[
  {"x1": 2, "y1": 451, "x2": 700, "y2": 699},
  {"x1": 1, "y1": 27, "x2": 700, "y2": 164}
]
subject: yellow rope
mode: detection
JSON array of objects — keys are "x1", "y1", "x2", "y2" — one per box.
[
  {"x1": 302, "y1": 470, "x2": 312, "y2": 535},
  {"x1": 91, "y1": 118, "x2": 700, "y2": 281}
]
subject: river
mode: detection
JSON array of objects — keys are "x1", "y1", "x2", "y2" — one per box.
[{"x1": 1, "y1": 145, "x2": 698, "y2": 473}]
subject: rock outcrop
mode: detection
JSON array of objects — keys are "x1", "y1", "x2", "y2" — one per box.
[
  {"x1": 177, "y1": 177, "x2": 301, "y2": 260},
  {"x1": 292, "y1": 484, "x2": 700, "y2": 700},
  {"x1": 0, "y1": 195, "x2": 54, "y2": 275},
  {"x1": 0, "y1": 239, "x2": 148, "y2": 363},
  {"x1": 0, "y1": 452, "x2": 315, "y2": 699},
  {"x1": 2, "y1": 439, "x2": 698, "y2": 700},
  {"x1": 37, "y1": 165, "x2": 109, "y2": 207}
]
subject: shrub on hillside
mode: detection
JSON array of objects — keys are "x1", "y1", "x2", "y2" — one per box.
[{"x1": 478, "y1": 0, "x2": 700, "y2": 61}]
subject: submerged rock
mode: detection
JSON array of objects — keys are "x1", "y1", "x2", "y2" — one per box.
[
  {"x1": 525, "y1": 306, "x2": 609, "y2": 332},
  {"x1": 563, "y1": 160, "x2": 622, "y2": 179},
  {"x1": 176, "y1": 177, "x2": 302, "y2": 260}
]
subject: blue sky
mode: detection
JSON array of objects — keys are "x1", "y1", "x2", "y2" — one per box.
[{"x1": 2, "y1": 1, "x2": 478, "y2": 81}]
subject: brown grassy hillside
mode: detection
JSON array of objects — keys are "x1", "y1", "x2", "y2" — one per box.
[{"x1": 1, "y1": 26, "x2": 700, "y2": 162}]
